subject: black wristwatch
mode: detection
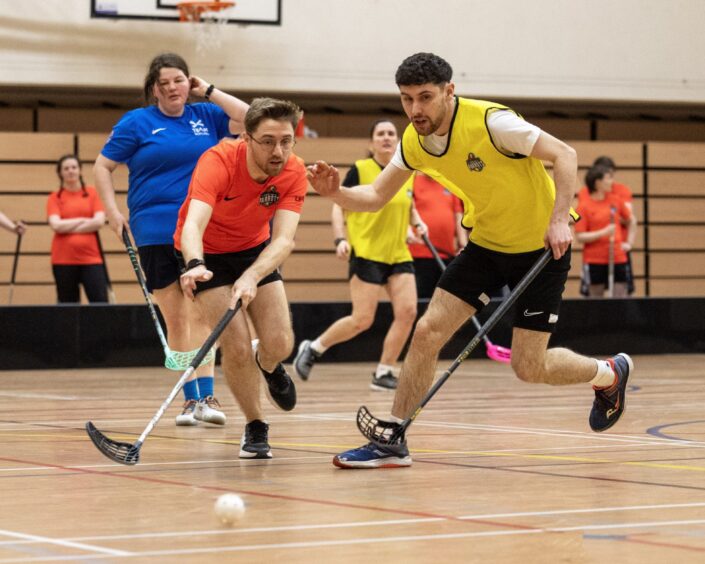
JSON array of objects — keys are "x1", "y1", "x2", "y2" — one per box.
[
  {"x1": 204, "y1": 84, "x2": 215, "y2": 100},
  {"x1": 334, "y1": 237, "x2": 347, "y2": 247},
  {"x1": 183, "y1": 258, "x2": 206, "y2": 273}
]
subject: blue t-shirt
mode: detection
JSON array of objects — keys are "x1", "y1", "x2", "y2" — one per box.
[{"x1": 101, "y1": 103, "x2": 231, "y2": 246}]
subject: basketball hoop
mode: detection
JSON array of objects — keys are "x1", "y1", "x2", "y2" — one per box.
[{"x1": 177, "y1": 1, "x2": 235, "y2": 54}]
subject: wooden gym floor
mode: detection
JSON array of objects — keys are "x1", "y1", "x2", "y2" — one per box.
[{"x1": 1, "y1": 354, "x2": 705, "y2": 562}]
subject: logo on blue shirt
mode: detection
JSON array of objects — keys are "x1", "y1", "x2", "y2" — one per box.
[{"x1": 190, "y1": 120, "x2": 210, "y2": 136}]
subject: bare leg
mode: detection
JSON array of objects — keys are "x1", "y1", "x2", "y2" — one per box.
[
  {"x1": 195, "y1": 286, "x2": 262, "y2": 422},
  {"x1": 510, "y1": 328, "x2": 598, "y2": 385},
  {"x1": 391, "y1": 288, "x2": 475, "y2": 419},
  {"x1": 318, "y1": 276, "x2": 381, "y2": 348},
  {"x1": 247, "y1": 281, "x2": 294, "y2": 372},
  {"x1": 588, "y1": 284, "x2": 605, "y2": 298},
  {"x1": 613, "y1": 282, "x2": 628, "y2": 297},
  {"x1": 379, "y1": 272, "x2": 417, "y2": 366}
]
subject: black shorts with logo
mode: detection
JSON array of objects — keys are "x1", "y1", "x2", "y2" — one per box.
[
  {"x1": 437, "y1": 242, "x2": 571, "y2": 333},
  {"x1": 176, "y1": 242, "x2": 281, "y2": 295},
  {"x1": 349, "y1": 253, "x2": 415, "y2": 285},
  {"x1": 138, "y1": 244, "x2": 181, "y2": 292}
]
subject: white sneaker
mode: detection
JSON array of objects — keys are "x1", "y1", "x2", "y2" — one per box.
[
  {"x1": 194, "y1": 396, "x2": 227, "y2": 425},
  {"x1": 175, "y1": 399, "x2": 199, "y2": 426}
]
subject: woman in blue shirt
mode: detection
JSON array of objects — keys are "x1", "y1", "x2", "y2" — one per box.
[{"x1": 94, "y1": 53, "x2": 249, "y2": 426}]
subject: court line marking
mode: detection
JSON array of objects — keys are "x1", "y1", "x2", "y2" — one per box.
[
  {"x1": 0, "y1": 518, "x2": 704, "y2": 561},
  {"x1": 0, "y1": 500, "x2": 704, "y2": 546},
  {"x1": 0, "y1": 529, "x2": 131, "y2": 557}
]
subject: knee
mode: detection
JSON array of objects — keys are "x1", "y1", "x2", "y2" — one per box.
[
  {"x1": 351, "y1": 313, "x2": 375, "y2": 333},
  {"x1": 395, "y1": 303, "x2": 418, "y2": 326},
  {"x1": 411, "y1": 316, "x2": 443, "y2": 349},
  {"x1": 222, "y1": 337, "x2": 253, "y2": 365},
  {"x1": 511, "y1": 356, "x2": 544, "y2": 383},
  {"x1": 259, "y1": 330, "x2": 294, "y2": 362}
]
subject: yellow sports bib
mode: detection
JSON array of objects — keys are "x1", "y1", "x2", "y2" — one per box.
[
  {"x1": 400, "y1": 97, "x2": 556, "y2": 253},
  {"x1": 344, "y1": 158, "x2": 414, "y2": 264}
]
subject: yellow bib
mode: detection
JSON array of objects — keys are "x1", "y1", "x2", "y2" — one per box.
[
  {"x1": 400, "y1": 97, "x2": 556, "y2": 253},
  {"x1": 345, "y1": 158, "x2": 413, "y2": 264}
]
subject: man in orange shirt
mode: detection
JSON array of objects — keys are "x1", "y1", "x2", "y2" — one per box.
[{"x1": 175, "y1": 98, "x2": 307, "y2": 459}]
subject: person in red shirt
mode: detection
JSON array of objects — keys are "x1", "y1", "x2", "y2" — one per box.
[
  {"x1": 577, "y1": 156, "x2": 637, "y2": 294},
  {"x1": 575, "y1": 164, "x2": 636, "y2": 298},
  {"x1": 177, "y1": 98, "x2": 307, "y2": 460},
  {"x1": 407, "y1": 172, "x2": 468, "y2": 298},
  {"x1": 47, "y1": 155, "x2": 108, "y2": 303}
]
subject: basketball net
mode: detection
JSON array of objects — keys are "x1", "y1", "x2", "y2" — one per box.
[{"x1": 177, "y1": 1, "x2": 235, "y2": 55}]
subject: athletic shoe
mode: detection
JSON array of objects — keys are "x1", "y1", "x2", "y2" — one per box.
[
  {"x1": 260, "y1": 362, "x2": 297, "y2": 411},
  {"x1": 175, "y1": 399, "x2": 198, "y2": 426},
  {"x1": 370, "y1": 371, "x2": 398, "y2": 391},
  {"x1": 589, "y1": 353, "x2": 634, "y2": 432},
  {"x1": 333, "y1": 442, "x2": 412, "y2": 469},
  {"x1": 194, "y1": 395, "x2": 226, "y2": 425},
  {"x1": 293, "y1": 340, "x2": 320, "y2": 381},
  {"x1": 239, "y1": 419, "x2": 272, "y2": 459}
]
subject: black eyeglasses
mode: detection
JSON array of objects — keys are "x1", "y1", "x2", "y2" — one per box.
[{"x1": 249, "y1": 136, "x2": 296, "y2": 151}]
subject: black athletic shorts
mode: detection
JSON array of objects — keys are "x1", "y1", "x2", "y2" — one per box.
[
  {"x1": 349, "y1": 253, "x2": 415, "y2": 285},
  {"x1": 437, "y1": 242, "x2": 571, "y2": 333},
  {"x1": 138, "y1": 244, "x2": 181, "y2": 292},
  {"x1": 582, "y1": 263, "x2": 630, "y2": 287},
  {"x1": 176, "y1": 242, "x2": 281, "y2": 295}
]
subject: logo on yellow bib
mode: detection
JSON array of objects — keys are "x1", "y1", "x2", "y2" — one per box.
[{"x1": 466, "y1": 153, "x2": 485, "y2": 172}]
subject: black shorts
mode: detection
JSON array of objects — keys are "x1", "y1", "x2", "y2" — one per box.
[
  {"x1": 349, "y1": 253, "x2": 415, "y2": 285},
  {"x1": 582, "y1": 263, "x2": 630, "y2": 287},
  {"x1": 176, "y1": 242, "x2": 282, "y2": 295},
  {"x1": 137, "y1": 244, "x2": 181, "y2": 292},
  {"x1": 437, "y1": 242, "x2": 571, "y2": 333}
]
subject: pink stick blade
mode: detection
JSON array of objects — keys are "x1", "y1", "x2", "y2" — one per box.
[{"x1": 486, "y1": 342, "x2": 511, "y2": 364}]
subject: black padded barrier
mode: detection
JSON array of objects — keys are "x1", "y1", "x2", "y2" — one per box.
[{"x1": 0, "y1": 298, "x2": 703, "y2": 370}]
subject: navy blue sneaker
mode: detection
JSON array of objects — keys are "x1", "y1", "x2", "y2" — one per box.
[
  {"x1": 333, "y1": 442, "x2": 412, "y2": 469},
  {"x1": 589, "y1": 353, "x2": 633, "y2": 432}
]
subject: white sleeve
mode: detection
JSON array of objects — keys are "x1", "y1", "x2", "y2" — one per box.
[
  {"x1": 390, "y1": 142, "x2": 411, "y2": 170},
  {"x1": 487, "y1": 110, "x2": 542, "y2": 156}
]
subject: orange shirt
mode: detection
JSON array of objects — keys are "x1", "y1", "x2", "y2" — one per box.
[
  {"x1": 46, "y1": 187, "x2": 104, "y2": 265},
  {"x1": 408, "y1": 174, "x2": 464, "y2": 259},
  {"x1": 575, "y1": 195, "x2": 631, "y2": 265},
  {"x1": 577, "y1": 182, "x2": 633, "y2": 240},
  {"x1": 174, "y1": 140, "x2": 307, "y2": 254}
]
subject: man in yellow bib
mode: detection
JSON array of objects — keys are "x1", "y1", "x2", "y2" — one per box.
[{"x1": 309, "y1": 53, "x2": 634, "y2": 469}]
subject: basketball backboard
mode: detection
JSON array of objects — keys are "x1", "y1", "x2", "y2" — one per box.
[{"x1": 91, "y1": 0, "x2": 280, "y2": 25}]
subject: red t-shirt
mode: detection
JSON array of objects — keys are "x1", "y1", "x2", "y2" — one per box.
[
  {"x1": 577, "y1": 182, "x2": 633, "y2": 240},
  {"x1": 408, "y1": 174, "x2": 464, "y2": 259},
  {"x1": 174, "y1": 139, "x2": 308, "y2": 254},
  {"x1": 575, "y1": 195, "x2": 631, "y2": 265},
  {"x1": 46, "y1": 187, "x2": 104, "y2": 265}
]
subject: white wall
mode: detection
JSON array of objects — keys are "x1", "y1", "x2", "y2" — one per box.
[{"x1": 0, "y1": 0, "x2": 703, "y2": 103}]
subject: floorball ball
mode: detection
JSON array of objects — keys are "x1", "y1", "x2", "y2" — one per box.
[{"x1": 214, "y1": 493, "x2": 246, "y2": 524}]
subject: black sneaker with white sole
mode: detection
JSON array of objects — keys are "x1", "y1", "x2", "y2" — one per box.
[
  {"x1": 256, "y1": 354, "x2": 297, "y2": 411},
  {"x1": 370, "y1": 371, "x2": 398, "y2": 391},
  {"x1": 239, "y1": 419, "x2": 272, "y2": 459}
]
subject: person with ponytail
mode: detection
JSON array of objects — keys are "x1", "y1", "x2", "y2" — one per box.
[{"x1": 47, "y1": 155, "x2": 108, "y2": 303}]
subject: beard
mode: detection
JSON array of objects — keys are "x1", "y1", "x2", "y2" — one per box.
[{"x1": 411, "y1": 110, "x2": 445, "y2": 136}]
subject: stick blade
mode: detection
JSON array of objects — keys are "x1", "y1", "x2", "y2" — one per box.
[
  {"x1": 356, "y1": 406, "x2": 406, "y2": 453},
  {"x1": 85, "y1": 421, "x2": 140, "y2": 465},
  {"x1": 486, "y1": 343, "x2": 512, "y2": 364}
]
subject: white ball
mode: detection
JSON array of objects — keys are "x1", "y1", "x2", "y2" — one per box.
[{"x1": 214, "y1": 493, "x2": 246, "y2": 525}]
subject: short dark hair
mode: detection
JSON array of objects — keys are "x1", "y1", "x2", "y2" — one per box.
[
  {"x1": 245, "y1": 97, "x2": 301, "y2": 135},
  {"x1": 143, "y1": 53, "x2": 190, "y2": 104},
  {"x1": 395, "y1": 53, "x2": 453, "y2": 86},
  {"x1": 585, "y1": 164, "x2": 612, "y2": 193},
  {"x1": 593, "y1": 156, "x2": 616, "y2": 171}
]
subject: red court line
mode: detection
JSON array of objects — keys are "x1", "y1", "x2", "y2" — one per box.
[
  {"x1": 0, "y1": 454, "x2": 535, "y2": 532},
  {"x1": 625, "y1": 534, "x2": 705, "y2": 553}
]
